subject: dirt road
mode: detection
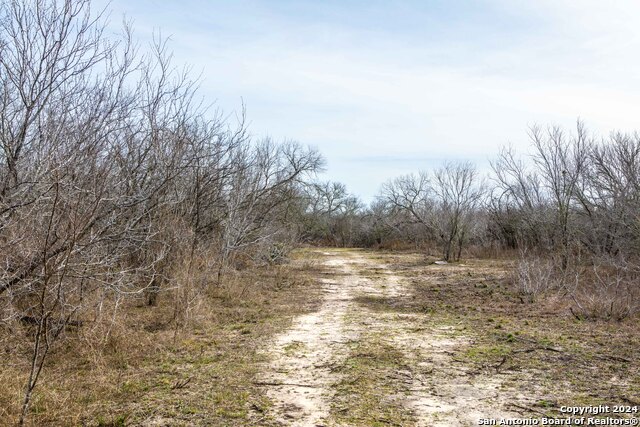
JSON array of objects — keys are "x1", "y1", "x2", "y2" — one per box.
[{"x1": 256, "y1": 249, "x2": 522, "y2": 426}]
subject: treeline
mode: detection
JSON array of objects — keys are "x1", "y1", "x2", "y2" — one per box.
[
  {"x1": 0, "y1": 0, "x2": 328, "y2": 422},
  {"x1": 309, "y1": 123, "x2": 640, "y2": 322},
  {"x1": 1, "y1": 0, "x2": 638, "y2": 423}
]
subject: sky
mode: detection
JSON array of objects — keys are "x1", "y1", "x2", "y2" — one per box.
[{"x1": 93, "y1": 0, "x2": 640, "y2": 202}]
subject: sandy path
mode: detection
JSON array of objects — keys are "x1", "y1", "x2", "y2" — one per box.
[
  {"x1": 257, "y1": 250, "x2": 521, "y2": 426},
  {"x1": 366, "y1": 269, "x2": 519, "y2": 426},
  {"x1": 256, "y1": 255, "x2": 362, "y2": 426}
]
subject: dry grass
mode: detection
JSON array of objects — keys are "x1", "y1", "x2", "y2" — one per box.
[
  {"x1": 4, "y1": 248, "x2": 637, "y2": 426},
  {"x1": 330, "y1": 334, "x2": 414, "y2": 427},
  {"x1": 366, "y1": 250, "x2": 640, "y2": 414},
  {"x1": 0, "y1": 252, "x2": 322, "y2": 427}
]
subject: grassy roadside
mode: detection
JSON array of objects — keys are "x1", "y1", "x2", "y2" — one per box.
[
  {"x1": 370, "y1": 251, "x2": 640, "y2": 416},
  {"x1": 0, "y1": 250, "x2": 324, "y2": 426},
  {"x1": 4, "y1": 248, "x2": 636, "y2": 425}
]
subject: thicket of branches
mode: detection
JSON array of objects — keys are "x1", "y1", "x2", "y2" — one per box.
[
  {"x1": 0, "y1": 0, "x2": 323, "y2": 422},
  {"x1": 489, "y1": 124, "x2": 640, "y2": 320},
  {"x1": 2, "y1": 0, "x2": 639, "y2": 423},
  {"x1": 311, "y1": 122, "x2": 639, "y2": 322}
]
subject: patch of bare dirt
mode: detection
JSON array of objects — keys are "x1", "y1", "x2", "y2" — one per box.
[
  {"x1": 352, "y1": 262, "x2": 523, "y2": 426},
  {"x1": 256, "y1": 254, "x2": 362, "y2": 426},
  {"x1": 257, "y1": 250, "x2": 540, "y2": 426}
]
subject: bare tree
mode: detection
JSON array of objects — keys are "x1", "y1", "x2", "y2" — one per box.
[
  {"x1": 529, "y1": 122, "x2": 590, "y2": 269},
  {"x1": 575, "y1": 131, "x2": 640, "y2": 258},
  {"x1": 0, "y1": 1, "x2": 329, "y2": 422},
  {"x1": 379, "y1": 163, "x2": 484, "y2": 261},
  {"x1": 431, "y1": 161, "x2": 485, "y2": 261},
  {"x1": 490, "y1": 122, "x2": 639, "y2": 318},
  {"x1": 218, "y1": 139, "x2": 323, "y2": 272},
  {"x1": 0, "y1": 1, "x2": 146, "y2": 421},
  {"x1": 490, "y1": 145, "x2": 549, "y2": 250},
  {"x1": 301, "y1": 181, "x2": 362, "y2": 246}
]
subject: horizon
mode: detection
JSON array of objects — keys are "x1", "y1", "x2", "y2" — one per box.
[{"x1": 94, "y1": 0, "x2": 640, "y2": 202}]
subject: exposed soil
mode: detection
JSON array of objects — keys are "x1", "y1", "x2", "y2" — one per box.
[
  {"x1": 256, "y1": 256, "x2": 360, "y2": 426},
  {"x1": 5, "y1": 248, "x2": 635, "y2": 426},
  {"x1": 257, "y1": 250, "x2": 541, "y2": 426}
]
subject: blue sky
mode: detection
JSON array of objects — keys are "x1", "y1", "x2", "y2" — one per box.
[{"x1": 94, "y1": 0, "x2": 640, "y2": 202}]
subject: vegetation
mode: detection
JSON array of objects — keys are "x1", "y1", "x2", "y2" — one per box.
[{"x1": 0, "y1": 0, "x2": 638, "y2": 425}]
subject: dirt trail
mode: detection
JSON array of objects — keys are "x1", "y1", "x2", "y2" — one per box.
[
  {"x1": 256, "y1": 256, "x2": 360, "y2": 426},
  {"x1": 257, "y1": 250, "x2": 520, "y2": 426}
]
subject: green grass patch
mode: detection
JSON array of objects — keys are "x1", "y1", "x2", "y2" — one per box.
[{"x1": 329, "y1": 333, "x2": 414, "y2": 426}]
